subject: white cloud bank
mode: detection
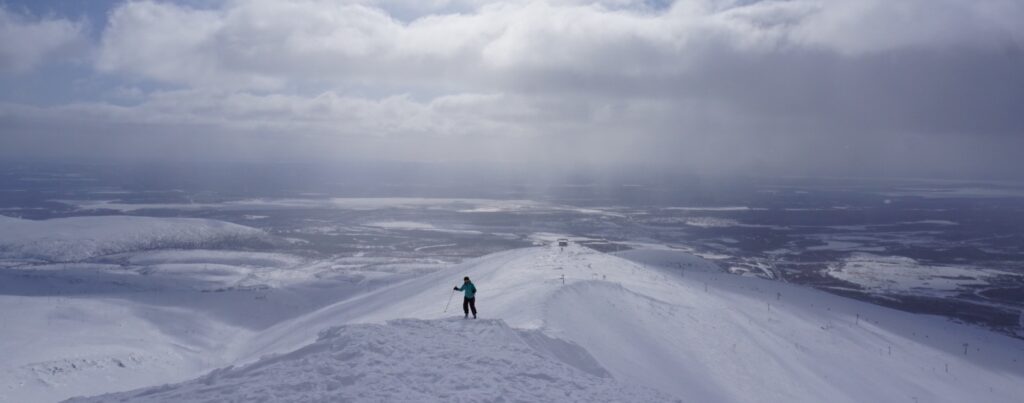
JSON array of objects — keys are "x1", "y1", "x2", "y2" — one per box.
[
  {"x1": 2, "y1": 0, "x2": 1023, "y2": 177},
  {"x1": 91, "y1": 0, "x2": 1023, "y2": 88}
]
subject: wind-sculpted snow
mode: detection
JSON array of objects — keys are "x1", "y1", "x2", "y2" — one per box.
[
  {"x1": 68, "y1": 319, "x2": 675, "y2": 403},
  {"x1": 0, "y1": 216, "x2": 266, "y2": 262}
]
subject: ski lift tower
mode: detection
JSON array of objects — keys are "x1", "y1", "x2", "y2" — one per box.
[{"x1": 557, "y1": 238, "x2": 569, "y2": 251}]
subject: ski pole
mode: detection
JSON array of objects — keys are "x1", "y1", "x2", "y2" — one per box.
[{"x1": 444, "y1": 288, "x2": 456, "y2": 312}]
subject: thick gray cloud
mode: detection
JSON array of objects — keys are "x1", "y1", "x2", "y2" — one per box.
[
  {"x1": 1, "y1": 0, "x2": 1022, "y2": 178},
  {"x1": 0, "y1": 6, "x2": 87, "y2": 73}
]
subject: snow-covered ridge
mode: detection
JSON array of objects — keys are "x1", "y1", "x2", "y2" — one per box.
[
  {"x1": 20, "y1": 244, "x2": 1024, "y2": 402},
  {"x1": 70, "y1": 319, "x2": 674, "y2": 403},
  {"x1": 0, "y1": 216, "x2": 266, "y2": 262},
  {"x1": 185, "y1": 245, "x2": 1024, "y2": 403}
]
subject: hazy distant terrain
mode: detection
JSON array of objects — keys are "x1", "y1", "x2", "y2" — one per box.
[{"x1": 3, "y1": 163, "x2": 1022, "y2": 337}]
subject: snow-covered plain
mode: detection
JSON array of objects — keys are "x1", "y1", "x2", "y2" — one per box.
[
  {"x1": 51, "y1": 244, "x2": 1024, "y2": 403},
  {"x1": 54, "y1": 197, "x2": 621, "y2": 217},
  {"x1": 364, "y1": 221, "x2": 484, "y2": 235},
  {"x1": 826, "y1": 253, "x2": 1015, "y2": 297}
]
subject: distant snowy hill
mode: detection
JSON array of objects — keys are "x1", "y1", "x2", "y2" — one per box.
[
  {"x1": 63, "y1": 244, "x2": 1024, "y2": 403},
  {"x1": 0, "y1": 216, "x2": 266, "y2": 262}
]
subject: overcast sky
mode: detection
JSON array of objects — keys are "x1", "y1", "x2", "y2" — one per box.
[{"x1": 0, "y1": 0, "x2": 1022, "y2": 179}]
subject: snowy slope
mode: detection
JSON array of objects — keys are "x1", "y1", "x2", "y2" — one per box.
[
  {"x1": 73, "y1": 319, "x2": 675, "y2": 403},
  {"x1": 0, "y1": 216, "x2": 266, "y2": 262},
  {"x1": 0, "y1": 294, "x2": 251, "y2": 403},
  {"x1": 73, "y1": 244, "x2": 1024, "y2": 403},
  {"x1": 0, "y1": 214, "x2": 457, "y2": 403}
]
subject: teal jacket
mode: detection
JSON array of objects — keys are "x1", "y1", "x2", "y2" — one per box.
[{"x1": 456, "y1": 282, "x2": 477, "y2": 298}]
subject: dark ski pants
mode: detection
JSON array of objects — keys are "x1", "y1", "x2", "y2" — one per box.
[{"x1": 463, "y1": 297, "x2": 477, "y2": 316}]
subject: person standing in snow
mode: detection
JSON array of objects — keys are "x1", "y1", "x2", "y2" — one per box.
[{"x1": 454, "y1": 276, "x2": 477, "y2": 319}]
